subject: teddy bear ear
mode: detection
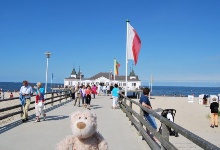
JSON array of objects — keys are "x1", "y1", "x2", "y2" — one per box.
[
  {"x1": 70, "y1": 111, "x2": 82, "y2": 122},
  {"x1": 90, "y1": 111, "x2": 97, "y2": 121}
]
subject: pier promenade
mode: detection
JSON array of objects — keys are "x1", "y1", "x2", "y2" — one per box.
[
  {"x1": 0, "y1": 94, "x2": 220, "y2": 150},
  {"x1": 0, "y1": 95, "x2": 148, "y2": 150}
]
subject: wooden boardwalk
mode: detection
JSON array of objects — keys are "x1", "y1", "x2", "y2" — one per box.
[{"x1": 0, "y1": 95, "x2": 148, "y2": 150}]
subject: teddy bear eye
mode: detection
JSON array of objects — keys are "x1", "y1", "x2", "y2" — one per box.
[
  {"x1": 79, "y1": 117, "x2": 81, "y2": 119},
  {"x1": 85, "y1": 117, "x2": 87, "y2": 119}
]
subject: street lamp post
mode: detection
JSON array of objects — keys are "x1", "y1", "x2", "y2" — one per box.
[
  {"x1": 80, "y1": 71, "x2": 81, "y2": 85},
  {"x1": 44, "y1": 52, "x2": 52, "y2": 94}
]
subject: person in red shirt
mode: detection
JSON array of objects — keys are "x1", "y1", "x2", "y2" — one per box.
[
  {"x1": 92, "y1": 84, "x2": 97, "y2": 99},
  {"x1": 85, "y1": 86, "x2": 92, "y2": 110}
]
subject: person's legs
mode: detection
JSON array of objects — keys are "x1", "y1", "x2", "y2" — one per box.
[
  {"x1": 34, "y1": 103, "x2": 40, "y2": 122},
  {"x1": 145, "y1": 114, "x2": 157, "y2": 129},
  {"x1": 145, "y1": 114, "x2": 158, "y2": 142},
  {"x1": 83, "y1": 96, "x2": 86, "y2": 107},
  {"x1": 87, "y1": 95, "x2": 91, "y2": 109},
  {"x1": 214, "y1": 113, "x2": 218, "y2": 127},
  {"x1": 86, "y1": 95, "x2": 89, "y2": 107},
  {"x1": 211, "y1": 113, "x2": 215, "y2": 127},
  {"x1": 93, "y1": 93, "x2": 95, "y2": 99},
  {"x1": 112, "y1": 96, "x2": 116, "y2": 108},
  {"x1": 23, "y1": 99, "x2": 31, "y2": 120},
  {"x1": 115, "y1": 97, "x2": 118, "y2": 107},
  {"x1": 78, "y1": 96, "x2": 80, "y2": 106},
  {"x1": 74, "y1": 97, "x2": 78, "y2": 106}
]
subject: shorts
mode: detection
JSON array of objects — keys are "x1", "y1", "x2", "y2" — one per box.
[{"x1": 144, "y1": 114, "x2": 157, "y2": 129}]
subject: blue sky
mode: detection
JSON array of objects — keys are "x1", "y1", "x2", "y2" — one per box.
[{"x1": 0, "y1": 0, "x2": 220, "y2": 87}]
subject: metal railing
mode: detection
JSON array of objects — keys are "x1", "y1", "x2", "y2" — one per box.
[{"x1": 119, "y1": 94, "x2": 220, "y2": 150}]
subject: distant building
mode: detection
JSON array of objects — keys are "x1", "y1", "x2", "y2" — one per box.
[{"x1": 64, "y1": 67, "x2": 141, "y2": 90}]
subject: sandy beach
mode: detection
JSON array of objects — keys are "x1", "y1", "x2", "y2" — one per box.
[
  {"x1": 0, "y1": 93, "x2": 219, "y2": 148},
  {"x1": 131, "y1": 96, "x2": 220, "y2": 148}
]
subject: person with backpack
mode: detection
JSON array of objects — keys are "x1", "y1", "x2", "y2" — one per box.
[{"x1": 210, "y1": 97, "x2": 219, "y2": 128}]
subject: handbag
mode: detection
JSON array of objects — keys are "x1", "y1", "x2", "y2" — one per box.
[{"x1": 38, "y1": 101, "x2": 43, "y2": 108}]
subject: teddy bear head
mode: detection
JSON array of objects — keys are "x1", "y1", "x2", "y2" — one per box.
[{"x1": 70, "y1": 111, "x2": 97, "y2": 139}]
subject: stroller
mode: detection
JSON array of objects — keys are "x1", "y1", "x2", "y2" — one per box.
[{"x1": 159, "y1": 109, "x2": 179, "y2": 137}]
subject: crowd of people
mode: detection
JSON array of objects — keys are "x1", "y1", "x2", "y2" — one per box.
[
  {"x1": 70, "y1": 83, "x2": 120, "y2": 110},
  {"x1": 18, "y1": 80, "x2": 122, "y2": 123}
]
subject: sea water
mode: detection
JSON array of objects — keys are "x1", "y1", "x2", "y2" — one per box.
[
  {"x1": 128, "y1": 86, "x2": 220, "y2": 97},
  {"x1": 0, "y1": 82, "x2": 62, "y2": 93},
  {"x1": 0, "y1": 82, "x2": 219, "y2": 97}
]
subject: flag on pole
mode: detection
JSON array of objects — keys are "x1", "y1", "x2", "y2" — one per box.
[
  {"x1": 127, "y1": 22, "x2": 141, "y2": 65},
  {"x1": 114, "y1": 59, "x2": 120, "y2": 75}
]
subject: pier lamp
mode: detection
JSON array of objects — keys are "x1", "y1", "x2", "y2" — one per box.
[
  {"x1": 44, "y1": 52, "x2": 52, "y2": 94},
  {"x1": 80, "y1": 71, "x2": 82, "y2": 85}
]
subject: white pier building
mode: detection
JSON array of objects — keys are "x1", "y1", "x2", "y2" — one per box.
[{"x1": 64, "y1": 67, "x2": 141, "y2": 90}]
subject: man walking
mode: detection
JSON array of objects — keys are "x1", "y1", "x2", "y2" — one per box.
[{"x1": 19, "y1": 80, "x2": 33, "y2": 122}]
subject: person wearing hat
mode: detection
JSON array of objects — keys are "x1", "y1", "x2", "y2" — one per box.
[
  {"x1": 34, "y1": 82, "x2": 46, "y2": 122},
  {"x1": 210, "y1": 97, "x2": 219, "y2": 128},
  {"x1": 19, "y1": 80, "x2": 33, "y2": 122}
]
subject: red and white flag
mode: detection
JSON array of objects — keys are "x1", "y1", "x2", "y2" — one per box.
[{"x1": 127, "y1": 23, "x2": 141, "y2": 65}]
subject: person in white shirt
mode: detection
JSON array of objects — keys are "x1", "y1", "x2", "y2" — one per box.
[
  {"x1": 19, "y1": 80, "x2": 33, "y2": 122},
  {"x1": 107, "y1": 85, "x2": 110, "y2": 95},
  {"x1": 102, "y1": 85, "x2": 107, "y2": 96}
]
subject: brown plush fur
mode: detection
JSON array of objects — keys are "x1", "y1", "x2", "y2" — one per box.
[{"x1": 56, "y1": 111, "x2": 108, "y2": 150}]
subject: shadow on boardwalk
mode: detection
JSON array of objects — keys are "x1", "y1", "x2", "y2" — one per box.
[
  {"x1": 0, "y1": 96, "x2": 147, "y2": 150},
  {"x1": 0, "y1": 99, "x2": 73, "y2": 134}
]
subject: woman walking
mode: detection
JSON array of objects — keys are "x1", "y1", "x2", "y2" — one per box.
[
  {"x1": 34, "y1": 82, "x2": 46, "y2": 122},
  {"x1": 111, "y1": 84, "x2": 119, "y2": 109},
  {"x1": 85, "y1": 86, "x2": 92, "y2": 110},
  {"x1": 210, "y1": 97, "x2": 219, "y2": 128},
  {"x1": 92, "y1": 84, "x2": 97, "y2": 98}
]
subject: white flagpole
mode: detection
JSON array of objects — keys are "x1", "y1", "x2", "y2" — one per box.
[{"x1": 125, "y1": 20, "x2": 129, "y2": 96}]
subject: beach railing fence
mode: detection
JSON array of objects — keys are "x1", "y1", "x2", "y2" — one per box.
[
  {"x1": 119, "y1": 93, "x2": 220, "y2": 150},
  {"x1": 0, "y1": 90, "x2": 71, "y2": 121}
]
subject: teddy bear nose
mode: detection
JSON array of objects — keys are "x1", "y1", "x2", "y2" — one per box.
[{"x1": 77, "y1": 122, "x2": 86, "y2": 129}]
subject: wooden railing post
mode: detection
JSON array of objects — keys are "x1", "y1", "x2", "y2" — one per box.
[
  {"x1": 65, "y1": 90, "x2": 67, "y2": 101},
  {"x1": 59, "y1": 91, "x2": 62, "y2": 104},
  {"x1": 161, "y1": 123, "x2": 169, "y2": 150},
  {"x1": 139, "y1": 108, "x2": 144, "y2": 136},
  {"x1": 129, "y1": 100, "x2": 133, "y2": 125},
  {"x1": 51, "y1": 92, "x2": 54, "y2": 106},
  {"x1": 124, "y1": 98, "x2": 128, "y2": 117}
]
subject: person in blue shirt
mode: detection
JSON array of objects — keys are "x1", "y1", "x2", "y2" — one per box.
[
  {"x1": 139, "y1": 88, "x2": 157, "y2": 131},
  {"x1": 34, "y1": 82, "x2": 46, "y2": 122},
  {"x1": 111, "y1": 84, "x2": 120, "y2": 109}
]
